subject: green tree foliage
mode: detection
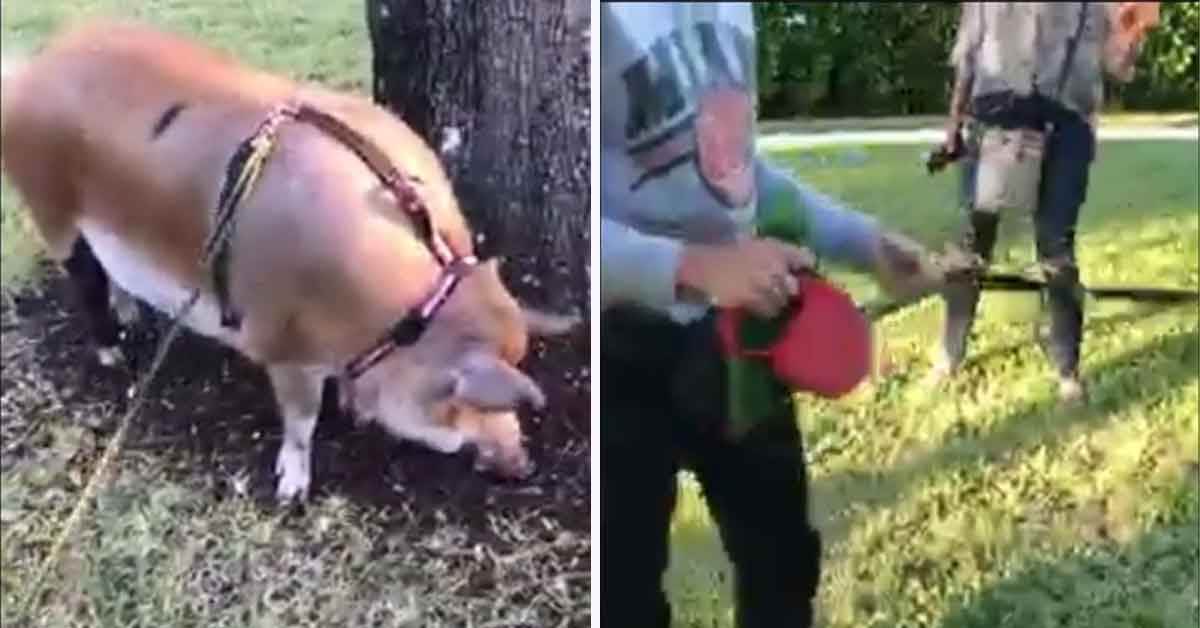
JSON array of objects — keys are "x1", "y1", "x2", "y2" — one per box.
[
  {"x1": 1117, "y1": 0, "x2": 1200, "y2": 110},
  {"x1": 755, "y1": 2, "x2": 1199, "y2": 118}
]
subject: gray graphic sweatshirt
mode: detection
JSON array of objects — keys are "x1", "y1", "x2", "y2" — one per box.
[{"x1": 600, "y1": 1, "x2": 884, "y2": 324}]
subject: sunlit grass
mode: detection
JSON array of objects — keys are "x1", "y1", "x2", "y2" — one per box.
[
  {"x1": 668, "y1": 140, "x2": 1200, "y2": 628},
  {"x1": 1, "y1": 0, "x2": 372, "y2": 290}
]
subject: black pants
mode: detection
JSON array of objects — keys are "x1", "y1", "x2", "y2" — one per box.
[
  {"x1": 600, "y1": 307, "x2": 821, "y2": 628},
  {"x1": 941, "y1": 111, "x2": 1094, "y2": 377}
]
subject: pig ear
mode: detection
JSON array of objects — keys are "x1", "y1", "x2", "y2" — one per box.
[
  {"x1": 440, "y1": 353, "x2": 547, "y2": 411},
  {"x1": 522, "y1": 307, "x2": 581, "y2": 336}
]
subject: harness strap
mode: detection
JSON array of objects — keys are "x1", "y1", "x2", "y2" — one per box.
[
  {"x1": 289, "y1": 104, "x2": 455, "y2": 265},
  {"x1": 1053, "y1": 3, "x2": 1090, "y2": 102},
  {"x1": 208, "y1": 101, "x2": 460, "y2": 331},
  {"x1": 343, "y1": 256, "x2": 478, "y2": 380},
  {"x1": 206, "y1": 99, "x2": 479, "y2": 406},
  {"x1": 207, "y1": 105, "x2": 296, "y2": 327}
]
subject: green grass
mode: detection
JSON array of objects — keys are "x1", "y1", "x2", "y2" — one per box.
[
  {"x1": 1, "y1": 3, "x2": 588, "y2": 628},
  {"x1": 4, "y1": 2, "x2": 1199, "y2": 627},
  {"x1": 667, "y1": 140, "x2": 1200, "y2": 627},
  {"x1": 0, "y1": 0, "x2": 371, "y2": 91},
  {"x1": 1, "y1": 0, "x2": 372, "y2": 289},
  {"x1": 759, "y1": 112, "x2": 1200, "y2": 135}
]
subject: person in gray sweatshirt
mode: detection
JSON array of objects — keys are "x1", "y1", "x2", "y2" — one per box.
[
  {"x1": 600, "y1": 3, "x2": 942, "y2": 626},
  {"x1": 931, "y1": 2, "x2": 1158, "y2": 403}
]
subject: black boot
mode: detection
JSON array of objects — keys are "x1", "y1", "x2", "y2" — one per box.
[
  {"x1": 934, "y1": 210, "x2": 1000, "y2": 377},
  {"x1": 1041, "y1": 261, "x2": 1087, "y2": 403}
]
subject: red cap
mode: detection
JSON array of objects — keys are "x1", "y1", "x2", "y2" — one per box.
[{"x1": 717, "y1": 274, "x2": 873, "y2": 399}]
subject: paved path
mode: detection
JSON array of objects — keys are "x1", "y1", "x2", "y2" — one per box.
[{"x1": 757, "y1": 125, "x2": 1199, "y2": 150}]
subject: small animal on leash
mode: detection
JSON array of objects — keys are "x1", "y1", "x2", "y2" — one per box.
[{"x1": 0, "y1": 21, "x2": 579, "y2": 501}]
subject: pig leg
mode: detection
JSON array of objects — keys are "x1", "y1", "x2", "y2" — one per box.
[
  {"x1": 267, "y1": 365, "x2": 327, "y2": 502},
  {"x1": 62, "y1": 236, "x2": 125, "y2": 367}
]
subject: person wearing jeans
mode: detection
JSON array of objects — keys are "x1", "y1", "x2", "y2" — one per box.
[
  {"x1": 932, "y1": 2, "x2": 1159, "y2": 402},
  {"x1": 599, "y1": 3, "x2": 941, "y2": 626}
]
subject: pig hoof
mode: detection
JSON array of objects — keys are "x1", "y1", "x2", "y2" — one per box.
[
  {"x1": 113, "y1": 299, "x2": 141, "y2": 326},
  {"x1": 110, "y1": 287, "x2": 142, "y2": 326},
  {"x1": 96, "y1": 346, "x2": 126, "y2": 368},
  {"x1": 515, "y1": 460, "x2": 537, "y2": 480},
  {"x1": 275, "y1": 469, "x2": 310, "y2": 502},
  {"x1": 274, "y1": 445, "x2": 311, "y2": 502}
]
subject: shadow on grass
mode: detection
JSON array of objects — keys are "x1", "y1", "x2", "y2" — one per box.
[
  {"x1": 937, "y1": 517, "x2": 1200, "y2": 628},
  {"x1": 812, "y1": 325, "x2": 1199, "y2": 547},
  {"x1": 663, "y1": 313, "x2": 1197, "y2": 627},
  {"x1": 961, "y1": 302, "x2": 1192, "y2": 373}
]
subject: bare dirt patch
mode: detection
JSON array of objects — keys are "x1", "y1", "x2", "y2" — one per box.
[
  {"x1": 1, "y1": 263, "x2": 590, "y2": 626},
  {"x1": 2, "y1": 265, "x2": 589, "y2": 533}
]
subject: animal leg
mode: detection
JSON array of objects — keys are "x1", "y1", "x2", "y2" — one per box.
[
  {"x1": 62, "y1": 236, "x2": 124, "y2": 367},
  {"x1": 267, "y1": 365, "x2": 327, "y2": 502}
]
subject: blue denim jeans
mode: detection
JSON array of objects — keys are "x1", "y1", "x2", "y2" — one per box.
[{"x1": 941, "y1": 111, "x2": 1095, "y2": 377}]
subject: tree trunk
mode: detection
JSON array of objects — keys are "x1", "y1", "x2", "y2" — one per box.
[
  {"x1": 365, "y1": 0, "x2": 590, "y2": 315},
  {"x1": 825, "y1": 57, "x2": 842, "y2": 114},
  {"x1": 364, "y1": 0, "x2": 591, "y2": 544}
]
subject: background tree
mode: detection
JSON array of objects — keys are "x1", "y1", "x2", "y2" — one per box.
[
  {"x1": 755, "y1": 2, "x2": 1199, "y2": 119},
  {"x1": 1116, "y1": 1, "x2": 1200, "y2": 111},
  {"x1": 365, "y1": 0, "x2": 590, "y2": 315},
  {"x1": 364, "y1": 0, "x2": 591, "y2": 513}
]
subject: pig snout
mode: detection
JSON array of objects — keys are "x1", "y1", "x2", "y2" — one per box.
[
  {"x1": 451, "y1": 406, "x2": 534, "y2": 481},
  {"x1": 470, "y1": 414, "x2": 534, "y2": 480},
  {"x1": 473, "y1": 441, "x2": 535, "y2": 480}
]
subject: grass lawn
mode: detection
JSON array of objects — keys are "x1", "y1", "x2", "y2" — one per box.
[
  {"x1": 3, "y1": 2, "x2": 1198, "y2": 628},
  {"x1": 1, "y1": 0, "x2": 372, "y2": 289},
  {"x1": 759, "y1": 112, "x2": 1200, "y2": 136},
  {"x1": 1, "y1": 3, "x2": 588, "y2": 628},
  {"x1": 667, "y1": 140, "x2": 1200, "y2": 627}
]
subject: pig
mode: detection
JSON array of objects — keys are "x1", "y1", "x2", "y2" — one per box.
[{"x1": 0, "y1": 21, "x2": 579, "y2": 501}]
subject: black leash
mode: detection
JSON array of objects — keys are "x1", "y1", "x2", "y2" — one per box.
[
  {"x1": 975, "y1": 272, "x2": 1200, "y2": 303},
  {"x1": 863, "y1": 270, "x2": 1199, "y2": 322}
]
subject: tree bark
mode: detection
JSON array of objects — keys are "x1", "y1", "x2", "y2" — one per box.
[{"x1": 365, "y1": 0, "x2": 590, "y2": 314}]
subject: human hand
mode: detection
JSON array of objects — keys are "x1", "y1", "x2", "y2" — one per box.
[
  {"x1": 943, "y1": 119, "x2": 964, "y2": 157},
  {"x1": 677, "y1": 237, "x2": 816, "y2": 318},
  {"x1": 925, "y1": 120, "x2": 965, "y2": 174},
  {"x1": 1105, "y1": 2, "x2": 1160, "y2": 82},
  {"x1": 1116, "y1": 2, "x2": 1160, "y2": 40},
  {"x1": 871, "y1": 231, "x2": 946, "y2": 300}
]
